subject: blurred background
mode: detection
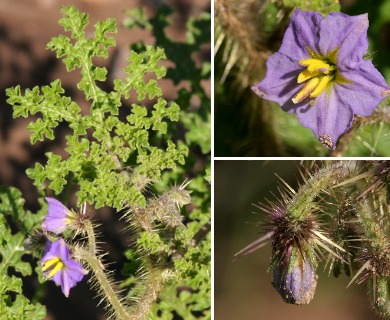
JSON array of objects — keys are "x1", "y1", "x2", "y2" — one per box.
[
  {"x1": 214, "y1": 0, "x2": 390, "y2": 156},
  {"x1": 215, "y1": 161, "x2": 381, "y2": 320},
  {"x1": 0, "y1": 0, "x2": 210, "y2": 319}
]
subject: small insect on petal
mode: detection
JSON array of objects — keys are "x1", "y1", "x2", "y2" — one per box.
[
  {"x1": 319, "y1": 135, "x2": 334, "y2": 149},
  {"x1": 382, "y1": 89, "x2": 390, "y2": 97}
]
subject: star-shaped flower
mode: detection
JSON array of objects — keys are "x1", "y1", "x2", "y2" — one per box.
[
  {"x1": 42, "y1": 197, "x2": 77, "y2": 234},
  {"x1": 252, "y1": 9, "x2": 390, "y2": 149},
  {"x1": 41, "y1": 239, "x2": 87, "y2": 297}
]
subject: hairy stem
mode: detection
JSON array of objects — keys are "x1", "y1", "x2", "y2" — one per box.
[
  {"x1": 192, "y1": 220, "x2": 211, "y2": 247},
  {"x1": 77, "y1": 222, "x2": 130, "y2": 319},
  {"x1": 84, "y1": 220, "x2": 97, "y2": 255},
  {"x1": 357, "y1": 198, "x2": 383, "y2": 242},
  {"x1": 288, "y1": 162, "x2": 360, "y2": 219},
  {"x1": 372, "y1": 277, "x2": 390, "y2": 317},
  {"x1": 131, "y1": 264, "x2": 169, "y2": 320}
]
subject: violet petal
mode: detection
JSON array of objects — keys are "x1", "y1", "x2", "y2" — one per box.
[
  {"x1": 279, "y1": 9, "x2": 322, "y2": 61},
  {"x1": 42, "y1": 197, "x2": 72, "y2": 233},
  {"x1": 319, "y1": 12, "x2": 368, "y2": 64},
  {"x1": 296, "y1": 86, "x2": 354, "y2": 149},
  {"x1": 41, "y1": 239, "x2": 87, "y2": 297},
  {"x1": 337, "y1": 60, "x2": 390, "y2": 115},
  {"x1": 251, "y1": 52, "x2": 304, "y2": 108},
  {"x1": 273, "y1": 258, "x2": 317, "y2": 305}
]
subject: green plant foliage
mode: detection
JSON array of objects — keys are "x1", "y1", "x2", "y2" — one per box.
[
  {"x1": 0, "y1": 187, "x2": 46, "y2": 318},
  {"x1": 123, "y1": 6, "x2": 211, "y2": 318},
  {"x1": 124, "y1": 4, "x2": 211, "y2": 155},
  {"x1": 0, "y1": 275, "x2": 46, "y2": 320},
  {"x1": 280, "y1": 0, "x2": 340, "y2": 13},
  {"x1": 5, "y1": 4, "x2": 210, "y2": 319},
  {"x1": 6, "y1": 5, "x2": 189, "y2": 211},
  {"x1": 139, "y1": 231, "x2": 211, "y2": 320}
]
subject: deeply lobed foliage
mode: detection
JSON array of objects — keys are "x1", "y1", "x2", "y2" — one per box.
[
  {"x1": 0, "y1": 187, "x2": 46, "y2": 318},
  {"x1": 3, "y1": 4, "x2": 210, "y2": 319},
  {"x1": 6, "y1": 5, "x2": 188, "y2": 210},
  {"x1": 123, "y1": 5, "x2": 211, "y2": 318}
]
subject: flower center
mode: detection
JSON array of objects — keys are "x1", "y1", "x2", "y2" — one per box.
[
  {"x1": 42, "y1": 256, "x2": 65, "y2": 278},
  {"x1": 292, "y1": 58, "x2": 335, "y2": 104}
]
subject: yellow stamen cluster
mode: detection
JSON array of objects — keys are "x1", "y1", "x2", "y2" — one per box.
[
  {"x1": 42, "y1": 257, "x2": 65, "y2": 278},
  {"x1": 292, "y1": 58, "x2": 335, "y2": 104}
]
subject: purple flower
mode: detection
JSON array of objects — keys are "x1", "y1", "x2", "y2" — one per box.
[
  {"x1": 41, "y1": 239, "x2": 87, "y2": 297},
  {"x1": 252, "y1": 9, "x2": 390, "y2": 149},
  {"x1": 42, "y1": 197, "x2": 77, "y2": 233},
  {"x1": 273, "y1": 253, "x2": 317, "y2": 304}
]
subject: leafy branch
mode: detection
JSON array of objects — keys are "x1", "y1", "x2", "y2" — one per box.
[{"x1": 4, "y1": 4, "x2": 210, "y2": 319}]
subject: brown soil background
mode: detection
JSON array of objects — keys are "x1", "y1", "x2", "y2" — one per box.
[{"x1": 0, "y1": 0, "x2": 209, "y2": 319}]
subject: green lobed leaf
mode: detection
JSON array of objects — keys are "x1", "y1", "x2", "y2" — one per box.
[
  {"x1": 6, "y1": 80, "x2": 82, "y2": 144},
  {"x1": 124, "y1": 7, "x2": 211, "y2": 318},
  {"x1": 0, "y1": 275, "x2": 46, "y2": 319},
  {"x1": 0, "y1": 187, "x2": 44, "y2": 276},
  {"x1": 0, "y1": 187, "x2": 46, "y2": 318}
]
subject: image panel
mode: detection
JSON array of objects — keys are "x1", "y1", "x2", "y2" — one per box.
[
  {"x1": 215, "y1": 160, "x2": 389, "y2": 319},
  {"x1": 214, "y1": 0, "x2": 390, "y2": 156},
  {"x1": 0, "y1": 1, "x2": 211, "y2": 319}
]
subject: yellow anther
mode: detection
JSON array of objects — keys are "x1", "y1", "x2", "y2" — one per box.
[
  {"x1": 307, "y1": 61, "x2": 331, "y2": 73},
  {"x1": 42, "y1": 257, "x2": 65, "y2": 278},
  {"x1": 48, "y1": 261, "x2": 65, "y2": 278},
  {"x1": 294, "y1": 55, "x2": 336, "y2": 103},
  {"x1": 297, "y1": 69, "x2": 321, "y2": 83},
  {"x1": 300, "y1": 58, "x2": 323, "y2": 66},
  {"x1": 292, "y1": 77, "x2": 320, "y2": 104},
  {"x1": 300, "y1": 58, "x2": 331, "y2": 74},
  {"x1": 42, "y1": 257, "x2": 61, "y2": 272},
  {"x1": 310, "y1": 76, "x2": 332, "y2": 98}
]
